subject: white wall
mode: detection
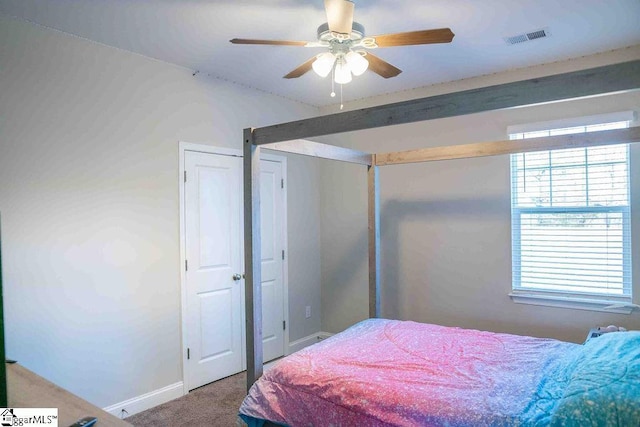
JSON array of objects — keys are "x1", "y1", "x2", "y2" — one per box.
[
  {"x1": 0, "y1": 15, "x2": 322, "y2": 408},
  {"x1": 318, "y1": 46, "x2": 640, "y2": 342}
]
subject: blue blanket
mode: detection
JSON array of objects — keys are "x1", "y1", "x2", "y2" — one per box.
[{"x1": 522, "y1": 331, "x2": 640, "y2": 426}]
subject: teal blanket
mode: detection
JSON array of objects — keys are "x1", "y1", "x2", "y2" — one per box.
[{"x1": 526, "y1": 331, "x2": 640, "y2": 426}]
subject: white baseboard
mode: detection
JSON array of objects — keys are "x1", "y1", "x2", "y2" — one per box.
[
  {"x1": 104, "y1": 333, "x2": 336, "y2": 418},
  {"x1": 318, "y1": 331, "x2": 333, "y2": 341},
  {"x1": 103, "y1": 381, "x2": 184, "y2": 418},
  {"x1": 287, "y1": 331, "x2": 334, "y2": 355}
]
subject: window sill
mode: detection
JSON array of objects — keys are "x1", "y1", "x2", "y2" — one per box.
[{"x1": 509, "y1": 291, "x2": 637, "y2": 314}]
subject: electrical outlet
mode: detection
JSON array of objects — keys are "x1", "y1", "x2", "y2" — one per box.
[{"x1": 305, "y1": 305, "x2": 311, "y2": 319}]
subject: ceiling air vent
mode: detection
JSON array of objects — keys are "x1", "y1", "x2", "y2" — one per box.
[{"x1": 504, "y1": 28, "x2": 551, "y2": 45}]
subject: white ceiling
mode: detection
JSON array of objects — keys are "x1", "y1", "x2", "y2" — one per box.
[{"x1": 1, "y1": 0, "x2": 639, "y2": 107}]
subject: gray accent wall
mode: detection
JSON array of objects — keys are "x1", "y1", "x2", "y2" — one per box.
[{"x1": 319, "y1": 46, "x2": 640, "y2": 343}]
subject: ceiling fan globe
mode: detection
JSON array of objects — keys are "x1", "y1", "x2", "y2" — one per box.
[
  {"x1": 312, "y1": 52, "x2": 337, "y2": 78},
  {"x1": 334, "y1": 57, "x2": 352, "y2": 84},
  {"x1": 345, "y1": 51, "x2": 369, "y2": 76}
]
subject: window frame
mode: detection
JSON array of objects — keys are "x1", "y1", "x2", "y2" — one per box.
[{"x1": 508, "y1": 112, "x2": 635, "y2": 314}]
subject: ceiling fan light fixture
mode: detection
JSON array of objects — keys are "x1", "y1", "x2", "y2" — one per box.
[
  {"x1": 231, "y1": 1, "x2": 455, "y2": 102},
  {"x1": 345, "y1": 51, "x2": 368, "y2": 76},
  {"x1": 334, "y1": 57, "x2": 352, "y2": 84},
  {"x1": 312, "y1": 52, "x2": 336, "y2": 77}
]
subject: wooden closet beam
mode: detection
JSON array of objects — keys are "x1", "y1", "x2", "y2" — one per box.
[
  {"x1": 264, "y1": 139, "x2": 372, "y2": 165},
  {"x1": 376, "y1": 127, "x2": 640, "y2": 166},
  {"x1": 243, "y1": 128, "x2": 263, "y2": 392},
  {"x1": 368, "y1": 159, "x2": 381, "y2": 318},
  {"x1": 252, "y1": 60, "x2": 640, "y2": 145}
]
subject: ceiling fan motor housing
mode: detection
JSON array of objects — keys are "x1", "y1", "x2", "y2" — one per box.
[{"x1": 318, "y1": 22, "x2": 365, "y2": 42}]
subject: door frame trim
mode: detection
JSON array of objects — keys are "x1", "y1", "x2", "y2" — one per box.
[{"x1": 178, "y1": 142, "x2": 289, "y2": 394}]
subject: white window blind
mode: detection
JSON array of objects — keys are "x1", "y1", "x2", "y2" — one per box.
[{"x1": 510, "y1": 117, "x2": 632, "y2": 305}]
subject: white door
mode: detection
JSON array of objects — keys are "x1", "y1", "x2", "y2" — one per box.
[
  {"x1": 260, "y1": 159, "x2": 285, "y2": 363},
  {"x1": 184, "y1": 150, "x2": 286, "y2": 391},
  {"x1": 185, "y1": 151, "x2": 244, "y2": 390}
]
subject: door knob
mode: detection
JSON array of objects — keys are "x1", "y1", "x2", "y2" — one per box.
[{"x1": 232, "y1": 273, "x2": 242, "y2": 281}]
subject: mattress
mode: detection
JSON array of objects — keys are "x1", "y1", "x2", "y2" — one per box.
[{"x1": 239, "y1": 318, "x2": 640, "y2": 426}]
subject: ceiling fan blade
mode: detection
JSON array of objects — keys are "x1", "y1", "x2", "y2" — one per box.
[
  {"x1": 283, "y1": 56, "x2": 317, "y2": 79},
  {"x1": 230, "y1": 38, "x2": 308, "y2": 46},
  {"x1": 364, "y1": 53, "x2": 402, "y2": 78},
  {"x1": 324, "y1": 0, "x2": 354, "y2": 36},
  {"x1": 371, "y1": 28, "x2": 455, "y2": 47}
]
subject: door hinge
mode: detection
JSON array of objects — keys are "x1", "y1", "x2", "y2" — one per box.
[
  {"x1": 283, "y1": 320, "x2": 286, "y2": 330},
  {"x1": 281, "y1": 178, "x2": 284, "y2": 189},
  {"x1": 185, "y1": 260, "x2": 188, "y2": 271},
  {"x1": 184, "y1": 170, "x2": 187, "y2": 182},
  {"x1": 187, "y1": 348, "x2": 190, "y2": 360},
  {"x1": 282, "y1": 250, "x2": 285, "y2": 260}
]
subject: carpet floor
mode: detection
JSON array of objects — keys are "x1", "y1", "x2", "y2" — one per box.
[{"x1": 126, "y1": 372, "x2": 247, "y2": 426}]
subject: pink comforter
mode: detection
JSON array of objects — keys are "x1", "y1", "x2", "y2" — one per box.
[{"x1": 239, "y1": 319, "x2": 578, "y2": 426}]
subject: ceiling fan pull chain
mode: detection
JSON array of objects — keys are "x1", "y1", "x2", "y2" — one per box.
[
  {"x1": 340, "y1": 84, "x2": 344, "y2": 110},
  {"x1": 330, "y1": 68, "x2": 336, "y2": 98}
]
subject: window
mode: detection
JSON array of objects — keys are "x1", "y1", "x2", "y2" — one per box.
[{"x1": 509, "y1": 112, "x2": 634, "y2": 313}]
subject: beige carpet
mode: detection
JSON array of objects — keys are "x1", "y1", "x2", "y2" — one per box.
[{"x1": 126, "y1": 372, "x2": 247, "y2": 426}]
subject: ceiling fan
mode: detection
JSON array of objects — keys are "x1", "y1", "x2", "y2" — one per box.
[{"x1": 230, "y1": 0, "x2": 454, "y2": 86}]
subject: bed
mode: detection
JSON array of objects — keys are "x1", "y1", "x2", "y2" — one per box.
[
  {"x1": 238, "y1": 60, "x2": 640, "y2": 424},
  {"x1": 241, "y1": 60, "x2": 640, "y2": 393},
  {"x1": 239, "y1": 319, "x2": 640, "y2": 426}
]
